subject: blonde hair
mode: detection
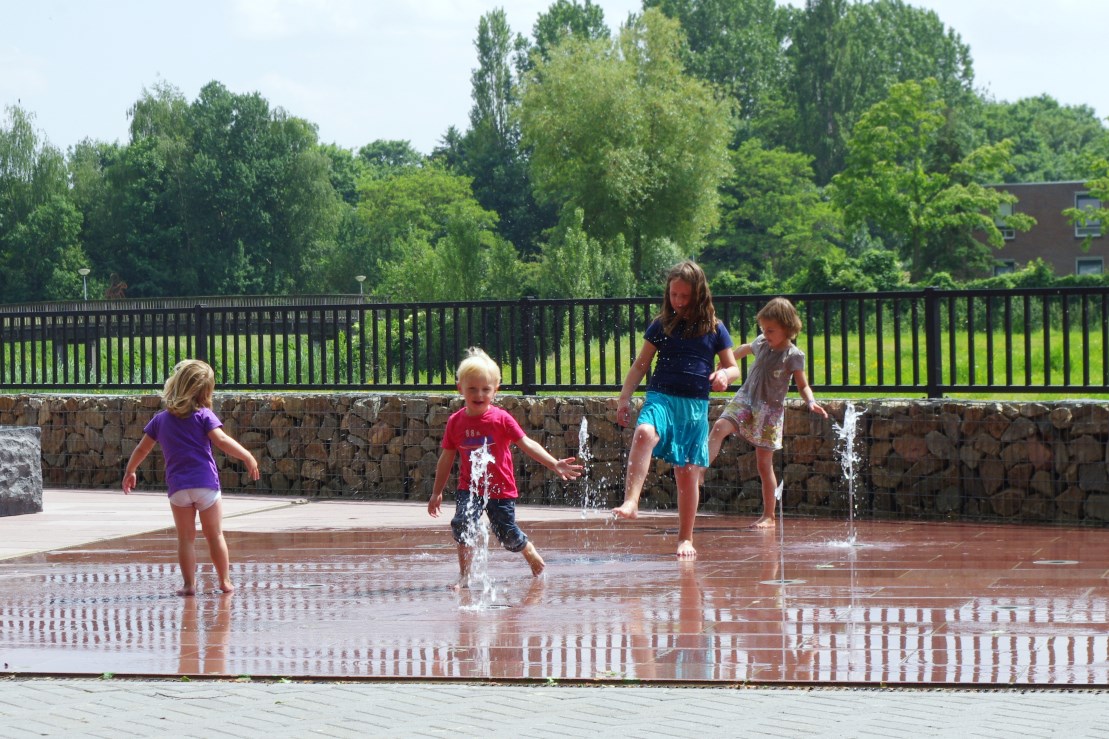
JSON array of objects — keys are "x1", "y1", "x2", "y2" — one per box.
[
  {"x1": 456, "y1": 347, "x2": 501, "y2": 386},
  {"x1": 658, "y1": 260, "x2": 717, "y2": 338},
  {"x1": 757, "y1": 297, "x2": 803, "y2": 340},
  {"x1": 162, "y1": 359, "x2": 215, "y2": 418}
]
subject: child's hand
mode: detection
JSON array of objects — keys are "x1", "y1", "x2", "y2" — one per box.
[
  {"x1": 122, "y1": 472, "x2": 136, "y2": 494},
  {"x1": 553, "y1": 457, "x2": 584, "y2": 481},
  {"x1": 245, "y1": 454, "x2": 260, "y2": 481},
  {"x1": 709, "y1": 369, "x2": 731, "y2": 392},
  {"x1": 428, "y1": 491, "x2": 443, "y2": 517},
  {"x1": 616, "y1": 398, "x2": 632, "y2": 427},
  {"x1": 808, "y1": 401, "x2": 828, "y2": 418}
]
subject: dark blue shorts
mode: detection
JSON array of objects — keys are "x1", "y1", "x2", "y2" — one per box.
[{"x1": 450, "y1": 490, "x2": 528, "y2": 553}]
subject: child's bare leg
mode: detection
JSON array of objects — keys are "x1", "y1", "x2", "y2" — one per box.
[
  {"x1": 198, "y1": 500, "x2": 233, "y2": 593},
  {"x1": 751, "y1": 447, "x2": 778, "y2": 529},
  {"x1": 613, "y1": 424, "x2": 659, "y2": 519},
  {"x1": 521, "y1": 541, "x2": 545, "y2": 576},
  {"x1": 700, "y1": 419, "x2": 733, "y2": 487},
  {"x1": 674, "y1": 465, "x2": 700, "y2": 559},
  {"x1": 170, "y1": 503, "x2": 199, "y2": 596},
  {"x1": 453, "y1": 543, "x2": 473, "y2": 589}
]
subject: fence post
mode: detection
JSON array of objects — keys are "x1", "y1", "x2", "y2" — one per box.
[
  {"x1": 923, "y1": 287, "x2": 942, "y2": 398},
  {"x1": 520, "y1": 296, "x2": 536, "y2": 395},
  {"x1": 194, "y1": 304, "x2": 207, "y2": 363}
]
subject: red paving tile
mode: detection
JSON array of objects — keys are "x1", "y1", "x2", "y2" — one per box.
[{"x1": 2, "y1": 516, "x2": 1108, "y2": 685}]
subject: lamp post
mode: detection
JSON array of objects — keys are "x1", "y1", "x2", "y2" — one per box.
[
  {"x1": 355, "y1": 275, "x2": 366, "y2": 298},
  {"x1": 78, "y1": 268, "x2": 90, "y2": 301}
]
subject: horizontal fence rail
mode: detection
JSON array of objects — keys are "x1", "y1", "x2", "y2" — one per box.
[{"x1": 1, "y1": 287, "x2": 1107, "y2": 396}]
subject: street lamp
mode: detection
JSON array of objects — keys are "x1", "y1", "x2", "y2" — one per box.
[
  {"x1": 78, "y1": 268, "x2": 90, "y2": 301},
  {"x1": 355, "y1": 275, "x2": 366, "y2": 297}
]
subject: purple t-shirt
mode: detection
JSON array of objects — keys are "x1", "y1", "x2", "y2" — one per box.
[{"x1": 143, "y1": 407, "x2": 223, "y2": 494}]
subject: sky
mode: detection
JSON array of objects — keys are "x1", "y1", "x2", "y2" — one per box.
[{"x1": 3, "y1": 0, "x2": 1108, "y2": 156}]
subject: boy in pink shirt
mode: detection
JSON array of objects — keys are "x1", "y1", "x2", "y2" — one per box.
[{"x1": 428, "y1": 347, "x2": 582, "y2": 586}]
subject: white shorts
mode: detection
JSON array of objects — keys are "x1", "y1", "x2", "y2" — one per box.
[{"x1": 169, "y1": 487, "x2": 222, "y2": 511}]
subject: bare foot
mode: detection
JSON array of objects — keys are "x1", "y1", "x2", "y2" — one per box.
[
  {"x1": 676, "y1": 540, "x2": 697, "y2": 559},
  {"x1": 218, "y1": 580, "x2": 235, "y2": 594},
  {"x1": 522, "y1": 542, "x2": 545, "y2": 576},
  {"x1": 612, "y1": 501, "x2": 639, "y2": 520},
  {"x1": 176, "y1": 585, "x2": 196, "y2": 597},
  {"x1": 748, "y1": 516, "x2": 776, "y2": 529}
]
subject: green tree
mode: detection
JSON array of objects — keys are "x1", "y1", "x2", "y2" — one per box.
[
  {"x1": 88, "y1": 82, "x2": 194, "y2": 297},
  {"x1": 320, "y1": 143, "x2": 368, "y2": 205},
  {"x1": 1065, "y1": 155, "x2": 1109, "y2": 248},
  {"x1": 0, "y1": 106, "x2": 88, "y2": 302},
  {"x1": 831, "y1": 79, "x2": 1034, "y2": 281},
  {"x1": 520, "y1": 8, "x2": 734, "y2": 284},
  {"x1": 183, "y1": 82, "x2": 339, "y2": 295},
  {"x1": 334, "y1": 165, "x2": 506, "y2": 299},
  {"x1": 975, "y1": 95, "x2": 1108, "y2": 182},
  {"x1": 381, "y1": 206, "x2": 524, "y2": 302},
  {"x1": 536, "y1": 207, "x2": 634, "y2": 298},
  {"x1": 531, "y1": 0, "x2": 611, "y2": 64},
  {"x1": 788, "y1": 0, "x2": 975, "y2": 184},
  {"x1": 455, "y1": 9, "x2": 553, "y2": 257},
  {"x1": 645, "y1": 0, "x2": 793, "y2": 144},
  {"x1": 703, "y1": 138, "x2": 842, "y2": 283},
  {"x1": 358, "y1": 139, "x2": 425, "y2": 175}
]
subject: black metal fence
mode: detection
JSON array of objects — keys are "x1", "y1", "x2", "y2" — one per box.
[{"x1": 2, "y1": 286, "x2": 1108, "y2": 396}]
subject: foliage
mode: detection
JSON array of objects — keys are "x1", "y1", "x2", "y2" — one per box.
[
  {"x1": 520, "y1": 8, "x2": 734, "y2": 285},
  {"x1": 702, "y1": 138, "x2": 842, "y2": 282},
  {"x1": 530, "y1": 0, "x2": 611, "y2": 65},
  {"x1": 0, "y1": 106, "x2": 89, "y2": 302},
  {"x1": 974, "y1": 96, "x2": 1108, "y2": 183},
  {"x1": 343, "y1": 164, "x2": 511, "y2": 301},
  {"x1": 536, "y1": 207, "x2": 634, "y2": 298},
  {"x1": 644, "y1": 0, "x2": 792, "y2": 144},
  {"x1": 451, "y1": 9, "x2": 554, "y2": 257},
  {"x1": 357, "y1": 139, "x2": 425, "y2": 175},
  {"x1": 831, "y1": 79, "x2": 1034, "y2": 281},
  {"x1": 787, "y1": 0, "x2": 975, "y2": 184},
  {"x1": 1063, "y1": 155, "x2": 1109, "y2": 249}
]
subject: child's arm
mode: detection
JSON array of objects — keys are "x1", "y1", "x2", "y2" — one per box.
[
  {"x1": 794, "y1": 369, "x2": 829, "y2": 418},
  {"x1": 208, "y1": 428, "x2": 261, "y2": 480},
  {"x1": 428, "y1": 448, "x2": 457, "y2": 517},
  {"x1": 515, "y1": 435, "x2": 584, "y2": 480},
  {"x1": 709, "y1": 346, "x2": 740, "y2": 392},
  {"x1": 617, "y1": 341, "x2": 657, "y2": 427},
  {"x1": 122, "y1": 434, "x2": 157, "y2": 494}
]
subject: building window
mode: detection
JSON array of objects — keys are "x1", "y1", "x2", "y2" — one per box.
[
  {"x1": 994, "y1": 260, "x2": 1016, "y2": 276},
  {"x1": 1076, "y1": 257, "x2": 1103, "y2": 275},
  {"x1": 995, "y1": 202, "x2": 1016, "y2": 240},
  {"x1": 1075, "y1": 193, "x2": 1102, "y2": 238}
]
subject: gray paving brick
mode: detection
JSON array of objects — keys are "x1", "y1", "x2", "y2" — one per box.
[{"x1": 4, "y1": 680, "x2": 1109, "y2": 737}]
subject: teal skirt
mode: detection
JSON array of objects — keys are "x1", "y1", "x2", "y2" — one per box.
[{"x1": 636, "y1": 390, "x2": 709, "y2": 467}]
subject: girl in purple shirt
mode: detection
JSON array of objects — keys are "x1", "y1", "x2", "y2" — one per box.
[{"x1": 123, "y1": 359, "x2": 259, "y2": 595}]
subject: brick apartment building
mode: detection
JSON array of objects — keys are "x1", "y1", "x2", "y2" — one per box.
[{"x1": 988, "y1": 181, "x2": 1105, "y2": 276}]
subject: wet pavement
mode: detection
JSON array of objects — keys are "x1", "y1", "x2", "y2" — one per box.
[{"x1": 3, "y1": 492, "x2": 1107, "y2": 686}]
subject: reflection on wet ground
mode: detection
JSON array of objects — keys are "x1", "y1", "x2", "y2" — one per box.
[{"x1": 2, "y1": 517, "x2": 1107, "y2": 685}]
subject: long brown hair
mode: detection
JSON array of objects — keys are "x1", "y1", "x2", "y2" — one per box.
[{"x1": 657, "y1": 260, "x2": 717, "y2": 338}]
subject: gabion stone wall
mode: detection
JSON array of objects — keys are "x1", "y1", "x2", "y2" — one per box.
[{"x1": 2, "y1": 393, "x2": 1108, "y2": 525}]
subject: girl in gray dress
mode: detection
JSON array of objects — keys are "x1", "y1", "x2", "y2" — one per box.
[{"x1": 707, "y1": 298, "x2": 828, "y2": 528}]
